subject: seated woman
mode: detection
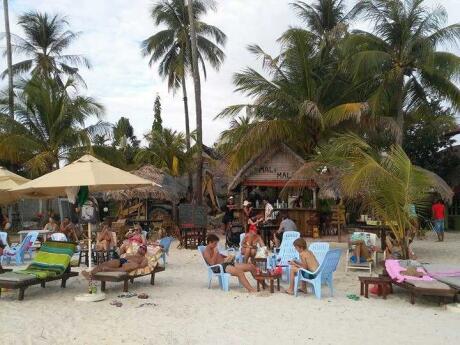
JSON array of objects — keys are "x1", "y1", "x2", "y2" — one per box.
[
  {"x1": 43, "y1": 217, "x2": 58, "y2": 233},
  {"x1": 96, "y1": 220, "x2": 115, "y2": 251},
  {"x1": 242, "y1": 219, "x2": 265, "y2": 264},
  {"x1": 119, "y1": 224, "x2": 146, "y2": 255},
  {"x1": 349, "y1": 232, "x2": 376, "y2": 263},
  {"x1": 385, "y1": 233, "x2": 416, "y2": 259}
]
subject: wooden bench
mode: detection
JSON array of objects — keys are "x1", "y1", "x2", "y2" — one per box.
[
  {"x1": 93, "y1": 266, "x2": 165, "y2": 292},
  {"x1": 359, "y1": 276, "x2": 393, "y2": 299}
]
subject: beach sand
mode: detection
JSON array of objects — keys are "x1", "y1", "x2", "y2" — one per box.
[{"x1": 1, "y1": 231, "x2": 459, "y2": 345}]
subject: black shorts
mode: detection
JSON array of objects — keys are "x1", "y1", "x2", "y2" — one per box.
[
  {"x1": 212, "y1": 262, "x2": 234, "y2": 274},
  {"x1": 119, "y1": 258, "x2": 128, "y2": 267},
  {"x1": 222, "y1": 215, "x2": 234, "y2": 225}
]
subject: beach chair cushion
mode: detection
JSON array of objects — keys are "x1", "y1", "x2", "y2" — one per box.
[
  {"x1": 121, "y1": 244, "x2": 163, "y2": 276},
  {"x1": 0, "y1": 272, "x2": 36, "y2": 283}
]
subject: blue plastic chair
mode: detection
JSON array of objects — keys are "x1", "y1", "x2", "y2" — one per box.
[
  {"x1": 2, "y1": 231, "x2": 39, "y2": 265},
  {"x1": 0, "y1": 231, "x2": 8, "y2": 264},
  {"x1": 159, "y1": 236, "x2": 173, "y2": 266},
  {"x1": 270, "y1": 231, "x2": 300, "y2": 280},
  {"x1": 197, "y1": 245, "x2": 230, "y2": 292},
  {"x1": 294, "y1": 249, "x2": 342, "y2": 299},
  {"x1": 308, "y1": 242, "x2": 330, "y2": 265}
]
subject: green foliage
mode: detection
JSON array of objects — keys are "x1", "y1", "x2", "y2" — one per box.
[
  {"x1": 298, "y1": 133, "x2": 453, "y2": 258},
  {"x1": 152, "y1": 94, "x2": 163, "y2": 132},
  {"x1": 403, "y1": 102, "x2": 459, "y2": 180},
  {"x1": 0, "y1": 76, "x2": 106, "y2": 176},
  {"x1": 1, "y1": 11, "x2": 90, "y2": 85}
]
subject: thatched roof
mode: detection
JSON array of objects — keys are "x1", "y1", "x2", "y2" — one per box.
[{"x1": 103, "y1": 165, "x2": 186, "y2": 203}]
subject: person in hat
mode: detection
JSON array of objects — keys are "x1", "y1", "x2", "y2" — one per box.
[
  {"x1": 81, "y1": 244, "x2": 149, "y2": 279},
  {"x1": 221, "y1": 196, "x2": 236, "y2": 234},
  {"x1": 242, "y1": 200, "x2": 254, "y2": 232}
]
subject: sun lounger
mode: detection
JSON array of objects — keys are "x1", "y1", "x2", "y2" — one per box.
[
  {"x1": 384, "y1": 260, "x2": 459, "y2": 305},
  {"x1": 0, "y1": 241, "x2": 78, "y2": 300},
  {"x1": 92, "y1": 247, "x2": 165, "y2": 292},
  {"x1": 93, "y1": 266, "x2": 165, "y2": 292}
]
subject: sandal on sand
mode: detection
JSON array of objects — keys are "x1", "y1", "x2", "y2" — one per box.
[
  {"x1": 138, "y1": 293, "x2": 149, "y2": 299},
  {"x1": 346, "y1": 294, "x2": 360, "y2": 301},
  {"x1": 297, "y1": 288, "x2": 308, "y2": 294},
  {"x1": 117, "y1": 292, "x2": 137, "y2": 298},
  {"x1": 284, "y1": 290, "x2": 294, "y2": 295}
]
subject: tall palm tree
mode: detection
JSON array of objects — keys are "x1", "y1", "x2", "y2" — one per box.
[
  {"x1": 292, "y1": 133, "x2": 452, "y2": 258},
  {"x1": 141, "y1": 0, "x2": 226, "y2": 192},
  {"x1": 346, "y1": 0, "x2": 460, "y2": 144},
  {"x1": 216, "y1": 30, "x2": 372, "y2": 170},
  {"x1": 1, "y1": 11, "x2": 91, "y2": 85},
  {"x1": 2, "y1": 0, "x2": 14, "y2": 118},
  {"x1": 0, "y1": 76, "x2": 106, "y2": 176}
]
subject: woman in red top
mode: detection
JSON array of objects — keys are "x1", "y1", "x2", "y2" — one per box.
[{"x1": 432, "y1": 200, "x2": 446, "y2": 242}]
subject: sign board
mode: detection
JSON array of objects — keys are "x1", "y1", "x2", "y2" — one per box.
[{"x1": 178, "y1": 204, "x2": 207, "y2": 228}]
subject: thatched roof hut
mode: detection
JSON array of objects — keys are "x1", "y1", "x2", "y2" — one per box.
[{"x1": 103, "y1": 165, "x2": 186, "y2": 203}]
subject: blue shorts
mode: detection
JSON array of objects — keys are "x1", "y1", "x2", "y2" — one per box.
[{"x1": 434, "y1": 220, "x2": 445, "y2": 233}]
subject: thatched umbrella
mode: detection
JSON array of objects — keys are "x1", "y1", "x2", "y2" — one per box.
[{"x1": 103, "y1": 165, "x2": 186, "y2": 204}]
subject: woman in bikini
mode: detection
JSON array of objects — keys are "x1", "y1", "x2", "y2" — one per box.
[
  {"x1": 119, "y1": 224, "x2": 146, "y2": 255},
  {"x1": 242, "y1": 215, "x2": 265, "y2": 263}
]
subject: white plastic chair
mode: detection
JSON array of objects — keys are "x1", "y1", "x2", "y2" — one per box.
[
  {"x1": 345, "y1": 232, "x2": 377, "y2": 274},
  {"x1": 50, "y1": 233, "x2": 68, "y2": 241}
]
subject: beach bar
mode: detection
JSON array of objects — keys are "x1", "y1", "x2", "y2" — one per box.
[{"x1": 229, "y1": 144, "x2": 320, "y2": 237}]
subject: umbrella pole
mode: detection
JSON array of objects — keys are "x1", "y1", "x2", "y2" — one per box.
[{"x1": 88, "y1": 222, "x2": 92, "y2": 270}]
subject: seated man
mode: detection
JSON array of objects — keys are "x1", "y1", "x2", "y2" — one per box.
[
  {"x1": 60, "y1": 217, "x2": 79, "y2": 242},
  {"x1": 203, "y1": 234, "x2": 257, "y2": 293},
  {"x1": 81, "y1": 244, "x2": 148, "y2": 279},
  {"x1": 285, "y1": 238, "x2": 319, "y2": 295},
  {"x1": 273, "y1": 212, "x2": 298, "y2": 248}
]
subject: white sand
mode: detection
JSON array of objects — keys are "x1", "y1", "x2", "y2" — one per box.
[{"x1": 1, "y1": 231, "x2": 460, "y2": 345}]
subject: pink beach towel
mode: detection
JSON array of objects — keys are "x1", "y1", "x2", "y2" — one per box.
[{"x1": 385, "y1": 260, "x2": 434, "y2": 283}]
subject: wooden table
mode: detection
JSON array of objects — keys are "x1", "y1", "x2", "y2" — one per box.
[
  {"x1": 254, "y1": 272, "x2": 282, "y2": 293},
  {"x1": 359, "y1": 276, "x2": 393, "y2": 299}
]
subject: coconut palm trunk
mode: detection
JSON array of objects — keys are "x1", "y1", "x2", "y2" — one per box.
[
  {"x1": 187, "y1": 0, "x2": 203, "y2": 205},
  {"x1": 181, "y1": 74, "x2": 193, "y2": 193},
  {"x1": 3, "y1": 0, "x2": 14, "y2": 118}
]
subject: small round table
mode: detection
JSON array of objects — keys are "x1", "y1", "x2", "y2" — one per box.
[{"x1": 254, "y1": 272, "x2": 282, "y2": 293}]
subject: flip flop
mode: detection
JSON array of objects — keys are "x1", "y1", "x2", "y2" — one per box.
[
  {"x1": 117, "y1": 292, "x2": 137, "y2": 298},
  {"x1": 346, "y1": 294, "x2": 360, "y2": 301},
  {"x1": 110, "y1": 300, "x2": 123, "y2": 307},
  {"x1": 284, "y1": 290, "x2": 294, "y2": 295},
  {"x1": 138, "y1": 293, "x2": 149, "y2": 299}
]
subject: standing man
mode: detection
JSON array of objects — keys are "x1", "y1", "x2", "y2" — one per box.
[
  {"x1": 432, "y1": 199, "x2": 446, "y2": 242},
  {"x1": 222, "y1": 196, "x2": 235, "y2": 235},
  {"x1": 273, "y1": 212, "x2": 298, "y2": 247}
]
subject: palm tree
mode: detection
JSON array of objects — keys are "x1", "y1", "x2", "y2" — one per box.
[
  {"x1": 345, "y1": 0, "x2": 460, "y2": 144},
  {"x1": 135, "y1": 127, "x2": 189, "y2": 176},
  {"x1": 2, "y1": 0, "x2": 14, "y2": 118},
  {"x1": 216, "y1": 30, "x2": 371, "y2": 170},
  {"x1": 0, "y1": 76, "x2": 106, "y2": 176},
  {"x1": 293, "y1": 133, "x2": 452, "y2": 258},
  {"x1": 1, "y1": 11, "x2": 91, "y2": 85},
  {"x1": 141, "y1": 0, "x2": 226, "y2": 192}
]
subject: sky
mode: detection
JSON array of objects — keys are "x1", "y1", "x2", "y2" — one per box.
[{"x1": 1, "y1": 0, "x2": 459, "y2": 146}]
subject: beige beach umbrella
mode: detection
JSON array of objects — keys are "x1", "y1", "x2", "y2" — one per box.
[
  {"x1": 10, "y1": 155, "x2": 157, "y2": 271},
  {"x1": 0, "y1": 167, "x2": 30, "y2": 204}
]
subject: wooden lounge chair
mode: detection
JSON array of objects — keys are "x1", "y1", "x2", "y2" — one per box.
[
  {"x1": 0, "y1": 240, "x2": 78, "y2": 301},
  {"x1": 92, "y1": 266, "x2": 165, "y2": 292},
  {"x1": 0, "y1": 269, "x2": 78, "y2": 300}
]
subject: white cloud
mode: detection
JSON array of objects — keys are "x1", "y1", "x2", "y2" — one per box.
[{"x1": 1, "y1": 0, "x2": 459, "y2": 144}]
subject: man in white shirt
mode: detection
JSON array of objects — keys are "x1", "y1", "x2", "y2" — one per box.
[{"x1": 273, "y1": 213, "x2": 298, "y2": 247}]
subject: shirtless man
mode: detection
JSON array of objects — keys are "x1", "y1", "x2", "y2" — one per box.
[
  {"x1": 285, "y1": 238, "x2": 319, "y2": 295},
  {"x1": 203, "y1": 234, "x2": 257, "y2": 293},
  {"x1": 81, "y1": 245, "x2": 148, "y2": 279},
  {"x1": 60, "y1": 217, "x2": 79, "y2": 242}
]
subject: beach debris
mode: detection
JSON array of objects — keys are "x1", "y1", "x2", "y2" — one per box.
[
  {"x1": 110, "y1": 300, "x2": 123, "y2": 307},
  {"x1": 117, "y1": 292, "x2": 137, "y2": 298},
  {"x1": 346, "y1": 294, "x2": 360, "y2": 301},
  {"x1": 138, "y1": 293, "x2": 149, "y2": 299},
  {"x1": 137, "y1": 302, "x2": 158, "y2": 308}
]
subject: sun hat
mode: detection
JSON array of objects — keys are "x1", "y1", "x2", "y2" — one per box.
[{"x1": 243, "y1": 200, "x2": 250, "y2": 206}]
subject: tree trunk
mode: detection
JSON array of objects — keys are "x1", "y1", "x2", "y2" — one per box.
[
  {"x1": 187, "y1": 0, "x2": 203, "y2": 205},
  {"x1": 395, "y1": 76, "x2": 405, "y2": 146},
  {"x1": 3, "y1": 0, "x2": 14, "y2": 118},
  {"x1": 181, "y1": 74, "x2": 193, "y2": 194}
]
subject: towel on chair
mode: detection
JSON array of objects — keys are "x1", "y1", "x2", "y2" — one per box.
[{"x1": 17, "y1": 242, "x2": 76, "y2": 279}]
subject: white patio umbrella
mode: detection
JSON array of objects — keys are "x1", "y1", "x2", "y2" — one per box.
[
  {"x1": 0, "y1": 167, "x2": 30, "y2": 205},
  {"x1": 10, "y1": 155, "x2": 157, "y2": 269}
]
